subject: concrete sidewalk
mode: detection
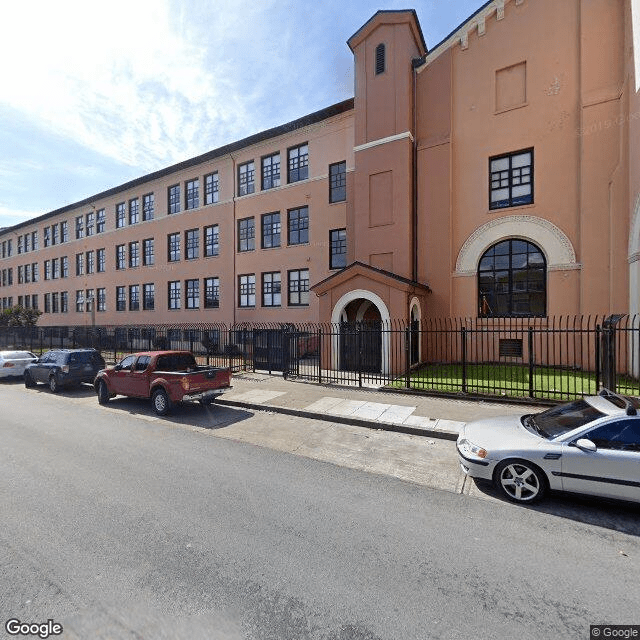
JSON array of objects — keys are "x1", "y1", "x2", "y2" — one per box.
[{"x1": 217, "y1": 372, "x2": 541, "y2": 440}]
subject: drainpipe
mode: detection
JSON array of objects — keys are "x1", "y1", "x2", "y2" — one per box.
[
  {"x1": 411, "y1": 57, "x2": 423, "y2": 285},
  {"x1": 230, "y1": 152, "x2": 237, "y2": 327}
]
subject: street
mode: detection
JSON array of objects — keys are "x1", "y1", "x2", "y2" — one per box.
[{"x1": 0, "y1": 380, "x2": 638, "y2": 640}]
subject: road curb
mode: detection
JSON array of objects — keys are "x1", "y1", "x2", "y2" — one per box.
[{"x1": 215, "y1": 398, "x2": 459, "y2": 441}]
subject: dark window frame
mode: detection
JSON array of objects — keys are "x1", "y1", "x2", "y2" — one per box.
[
  {"x1": 238, "y1": 161, "x2": 256, "y2": 196},
  {"x1": 287, "y1": 143, "x2": 309, "y2": 183},
  {"x1": 261, "y1": 271, "x2": 281, "y2": 307},
  {"x1": 261, "y1": 152, "x2": 281, "y2": 190},
  {"x1": 287, "y1": 206, "x2": 309, "y2": 245},
  {"x1": 329, "y1": 161, "x2": 347, "y2": 203},
  {"x1": 287, "y1": 269, "x2": 310, "y2": 307},
  {"x1": 489, "y1": 148, "x2": 534, "y2": 210},
  {"x1": 329, "y1": 228, "x2": 347, "y2": 270},
  {"x1": 261, "y1": 212, "x2": 281, "y2": 249},
  {"x1": 238, "y1": 217, "x2": 255, "y2": 252}
]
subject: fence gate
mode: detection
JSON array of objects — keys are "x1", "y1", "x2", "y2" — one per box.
[{"x1": 339, "y1": 321, "x2": 382, "y2": 373}]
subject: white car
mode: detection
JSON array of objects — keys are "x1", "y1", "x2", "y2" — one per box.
[
  {"x1": 0, "y1": 350, "x2": 38, "y2": 379},
  {"x1": 457, "y1": 389, "x2": 640, "y2": 504}
]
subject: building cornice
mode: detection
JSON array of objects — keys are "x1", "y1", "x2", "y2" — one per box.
[{"x1": 353, "y1": 131, "x2": 413, "y2": 153}]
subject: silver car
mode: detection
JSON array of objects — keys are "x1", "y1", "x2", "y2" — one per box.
[
  {"x1": 457, "y1": 389, "x2": 640, "y2": 504},
  {"x1": 0, "y1": 350, "x2": 38, "y2": 379}
]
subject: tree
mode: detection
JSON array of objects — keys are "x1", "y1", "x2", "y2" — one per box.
[{"x1": 0, "y1": 305, "x2": 43, "y2": 328}]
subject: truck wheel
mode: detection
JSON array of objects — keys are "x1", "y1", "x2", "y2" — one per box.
[
  {"x1": 49, "y1": 374, "x2": 60, "y2": 393},
  {"x1": 24, "y1": 371, "x2": 35, "y2": 388},
  {"x1": 97, "y1": 380, "x2": 110, "y2": 405},
  {"x1": 152, "y1": 388, "x2": 172, "y2": 416}
]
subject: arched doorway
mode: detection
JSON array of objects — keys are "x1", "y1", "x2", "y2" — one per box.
[{"x1": 330, "y1": 289, "x2": 391, "y2": 374}]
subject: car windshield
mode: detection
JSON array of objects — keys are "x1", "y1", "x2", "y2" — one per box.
[{"x1": 530, "y1": 399, "x2": 605, "y2": 439}]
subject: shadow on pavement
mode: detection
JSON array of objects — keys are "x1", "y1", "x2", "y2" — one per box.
[
  {"x1": 28, "y1": 383, "x2": 98, "y2": 398},
  {"x1": 103, "y1": 396, "x2": 256, "y2": 430},
  {"x1": 471, "y1": 478, "x2": 640, "y2": 537}
]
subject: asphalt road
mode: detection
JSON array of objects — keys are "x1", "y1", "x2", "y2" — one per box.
[{"x1": 0, "y1": 380, "x2": 638, "y2": 640}]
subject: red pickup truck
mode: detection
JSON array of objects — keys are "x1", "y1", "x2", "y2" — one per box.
[{"x1": 94, "y1": 351, "x2": 232, "y2": 415}]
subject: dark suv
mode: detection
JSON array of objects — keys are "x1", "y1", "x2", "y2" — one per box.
[{"x1": 24, "y1": 349, "x2": 106, "y2": 392}]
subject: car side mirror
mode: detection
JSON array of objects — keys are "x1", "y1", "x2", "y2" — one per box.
[
  {"x1": 114, "y1": 364, "x2": 122, "y2": 371},
  {"x1": 574, "y1": 438, "x2": 597, "y2": 453}
]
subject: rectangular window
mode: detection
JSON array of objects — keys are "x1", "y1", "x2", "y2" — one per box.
[
  {"x1": 75, "y1": 290, "x2": 85, "y2": 313},
  {"x1": 186, "y1": 179, "x2": 199, "y2": 210},
  {"x1": 238, "y1": 274, "x2": 256, "y2": 307},
  {"x1": 329, "y1": 161, "x2": 347, "y2": 203},
  {"x1": 238, "y1": 217, "x2": 255, "y2": 252},
  {"x1": 262, "y1": 272, "x2": 281, "y2": 307},
  {"x1": 32, "y1": 263, "x2": 39, "y2": 282},
  {"x1": 97, "y1": 288, "x2": 106, "y2": 312},
  {"x1": 44, "y1": 260, "x2": 51, "y2": 281},
  {"x1": 185, "y1": 229, "x2": 199, "y2": 260},
  {"x1": 86, "y1": 251, "x2": 94, "y2": 274},
  {"x1": 489, "y1": 149, "x2": 533, "y2": 210},
  {"x1": 52, "y1": 258, "x2": 59, "y2": 280},
  {"x1": 86, "y1": 212, "x2": 95, "y2": 236},
  {"x1": 168, "y1": 233, "x2": 180, "y2": 262},
  {"x1": 168, "y1": 280, "x2": 181, "y2": 310},
  {"x1": 288, "y1": 206, "x2": 309, "y2": 245},
  {"x1": 51, "y1": 292, "x2": 59, "y2": 314},
  {"x1": 96, "y1": 209, "x2": 106, "y2": 233},
  {"x1": 17, "y1": 236, "x2": 23, "y2": 254},
  {"x1": 261, "y1": 153, "x2": 281, "y2": 190},
  {"x1": 116, "y1": 244, "x2": 126, "y2": 270},
  {"x1": 129, "y1": 285, "x2": 140, "y2": 311},
  {"x1": 32, "y1": 294, "x2": 38, "y2": 310},
  {"x1": 86, "y1": 289, "x2": 94, "y2": 312},
  {"x1": 238, "y1": 161, "x2": 255, "y2": 196},
  {"x1": 142, "y1": 193, "x2": 154, "y2": 221},
  {"x1": 288, "y1": 269, "x2": 310, "y2": 306},
  {"x1": 17, "y1": 266, "x2": 24, "y2": 284},
  {"x1": 116, "y1": 286, "x2": 126, "y2": 311},
  {"x1": 44, "y1": 226, "x2": 51, "y2": 247},
  {"x1": 143, "y1": 283, "x2": 155, "y2": 310},
  {"x1": 204, "y1": 277, "x2": 219, "y2": 308},
  {"x1": 204, "y1": 172, "x2": 219, "y2": 204},
  {"x1": 204, "y1": 224, "x2": 219, "y2": 257},
  {"x1": 61, "y1": 257, "x2": 68, "y2": 279},
  {"x1": 44, "y1": 293, "x2": 51, "y2": 314},
  {"x1": 288, "y1": 143, "x2": 309, "y2": 183},
  {"x1": 129, "y1": 198, "x2": 140, "y2": 225},
  {"x1": 7, "y1": 268, "x2": 12, "y2": 286},
  {"x1": 32, "y1": 231, "x2": 38, "y2": 250},
  {"x1": 25, "y1": 233, "x2": 31, "y2": 252},
  {"x1": 143, "y1": 238, "x2": 154, "y2": 266},
  {"x1": 129, "y1": 241, "x2": 140, "y2": 268},
  {"x1": 261, "y1": 212, "x2": 281, "y2": 249},
  {"x1": 168, "y1": 185, "x2": 180, "y2": 214},
  {"x1": 51, "y1": 224, "x2": 59, "y2": 245},
  {"x1": 185, "y1": 279, "x2": 199, "y2": 309},
  {"x1": 97, "y1": 248, "x2": 105, "y2": 273},
  {"x1": 330, "y1": 228, "x2": 347, "y2": 269},
  {"x1": 116, "y1": 203, "x2": 126, "y2": 228},
  {"x1": 61, "y1": 292, "x2": 68, "y2": 313},
  {"x1": 24, "y1": 264, "x2": 31, "y2": 283},
  {"x1": 75, "y1": 253, "x2": 84, "y2": 276},
  {"x1": 61, "y1": 221, "x2": 68, "y2": 243},
  {"x1": 75, "y1": 215, "x2": 84, "y2": 239}
]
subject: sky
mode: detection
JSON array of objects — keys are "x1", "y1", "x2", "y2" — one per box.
[{"x1": 0, "y1": 0, "x2": 483, "y2": 230}]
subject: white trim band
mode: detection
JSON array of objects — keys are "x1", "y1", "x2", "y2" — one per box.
[{"x1": 354, "y1": 131, "x2": 414, "y2": 153}]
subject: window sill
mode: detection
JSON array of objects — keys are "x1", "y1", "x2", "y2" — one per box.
[
  {"x1": 494, "y1": 102, "x2": 528, "y2": 115},
  {"x1": 488, "y1": 202, "x2": 535, "y2": 215}
]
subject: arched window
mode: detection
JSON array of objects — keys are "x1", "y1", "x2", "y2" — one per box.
[
  {"x1": 478, "y1": 239, "x2": 546, "y2": 317},
  {"x1": 375, "y1": 43, "x2": 385, "y2": 75}
]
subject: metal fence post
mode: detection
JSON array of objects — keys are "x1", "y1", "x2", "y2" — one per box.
[
  {"x1": 595, "y1": 324, "x2": 601, "y2": 391},
  {"x1": 318, "y1": 328, "x2": 322, "y2": 384},
  {"x1": 461, "y1": 326, "x2": 467, "y2": 393},
  {"x1": 357, "y1": 326, "x2": 362, "y2": 389},
  {"x1": 528, "y1": 326, "x2": 534, "y2": 398},
  {"x1": 601, "y1": 315, "x2": 624, "y2": 392}
]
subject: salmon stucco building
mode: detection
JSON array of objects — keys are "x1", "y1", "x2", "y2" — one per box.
[{"x1": 1, "y1": 0, "x2": 639, "y2": 338}]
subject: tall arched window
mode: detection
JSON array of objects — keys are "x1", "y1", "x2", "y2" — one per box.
[
  {"x1": 478, "y1": 239, "x2": 546, "y2": 317},
  {"x1": 375, "y1": 43, "x2": 385, "y2": 75}
]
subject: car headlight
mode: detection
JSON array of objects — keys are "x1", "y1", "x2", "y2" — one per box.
[{"x1": 458, "y1": 438, "x2": 488, "y2": 459}]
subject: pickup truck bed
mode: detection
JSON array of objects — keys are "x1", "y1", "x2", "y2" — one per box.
[{"x1": 94, "y1": 350, "x2": 232, "y2": 415}]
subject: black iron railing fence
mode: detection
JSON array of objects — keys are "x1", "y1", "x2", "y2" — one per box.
[{"x1": 1, "y1": 315, "x2": 639, "y2": 402}]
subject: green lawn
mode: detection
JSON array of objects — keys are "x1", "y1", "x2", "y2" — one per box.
[{"x1": 388, "y1": 363, "x2": 602, "y2": 401}]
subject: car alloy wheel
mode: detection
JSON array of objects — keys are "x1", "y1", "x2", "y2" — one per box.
[
  {"x1": 49, "y1": 375, "x2": 59, "y2": 393},
  {"x1": 152, "y1": 389, "x2": 171, "y2": 416},
  {"x1": 495, "y1": 460, "x2": 546, "y2": 503}
]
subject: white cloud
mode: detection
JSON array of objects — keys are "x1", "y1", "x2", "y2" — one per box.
[{"x1": 0, "y1": 0, "x2": 256, "y2": 171}]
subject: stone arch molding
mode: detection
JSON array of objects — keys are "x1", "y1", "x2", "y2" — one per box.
[
  {"x1": 330, "y1": 289, "x2": 391, "y2": 375},
  {"x1": 455, "y1": 215, "x2": 578, "y2": 276}
]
